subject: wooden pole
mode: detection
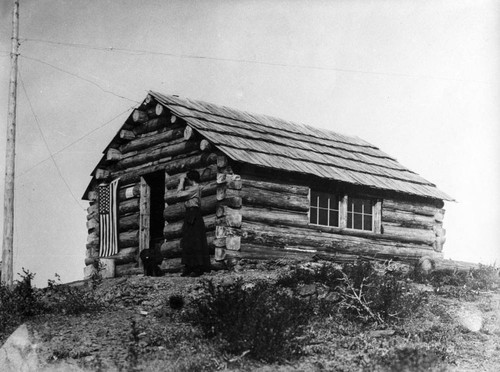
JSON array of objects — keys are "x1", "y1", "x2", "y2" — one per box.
[{"x1": 1, "y1": 0, "x2": 19, "y2": 286}]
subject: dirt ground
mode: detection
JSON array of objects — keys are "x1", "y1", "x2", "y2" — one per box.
[{"x1": 17, "y1": 264, "x2": 500, "y2": 371}]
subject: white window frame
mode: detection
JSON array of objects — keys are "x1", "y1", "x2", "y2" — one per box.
[
  {"x1": 309, "y1": 190, "x2": 341, "y2": 227},
  {"x1": 309, "y1": 189, "x2": 382, "y2": 233}
]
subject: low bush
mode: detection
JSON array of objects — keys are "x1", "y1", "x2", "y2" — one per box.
[
  {"x1": 184, "y1": 278, "x2": 314, "y2": 362},
  {"x1": 42, "y1": 274, "x2": 102, "y2": 315},
  {"x1": 0, "y1": 269, "x2": 46, "y2": 337},
  {"x1": 377, "y1": 344, "x2": 451, "y2": 372},
  {"x1": 422, "y1": 264, "x2": 499, "y2": 299},
  {"x1": 0, "y1": 270, "x2": 103, "y2": 341},
  {"x1": 278, "y1": 260, "x2": 426, "y2": 324}
]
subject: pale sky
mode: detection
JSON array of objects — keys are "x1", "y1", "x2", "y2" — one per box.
[{"x1": 1, "y1": 0, "x2": 499, "y2": 287}]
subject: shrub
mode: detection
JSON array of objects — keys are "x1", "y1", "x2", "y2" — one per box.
[
  {"x1": 278, "y1": 260, "x2": 426, "y2": 323},
  {"x1": 276, "y1": 262, "x2": 342, "y2": 288},
  {"x1": 0, "y1": 269, "x2": 47, "y2": 338},
  {"x1": 423, "y1": 264, "x2": 499, "y2": 299},
  {"x1": 185, "y1": 278, "x2": 314, "y2": 362},
  {"x1": 377, "y1": 345, "x2": 451, "y2": 372},
  {"x1": 43, "y1": 274, "x2": 102, "y2": 315}
]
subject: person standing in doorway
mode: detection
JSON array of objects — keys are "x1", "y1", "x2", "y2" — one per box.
[{"x1": 177, "y1": 170, "x2": 210, "y2": 277}]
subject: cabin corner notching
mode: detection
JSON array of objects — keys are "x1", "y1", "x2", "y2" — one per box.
[{"x1": 82, "y1": 91, "x2": 453, "y2": 277}]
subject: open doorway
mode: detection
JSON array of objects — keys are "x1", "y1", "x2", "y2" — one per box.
[{"x1": 143, "y1": 171, "x2": 165, "y2": 250}]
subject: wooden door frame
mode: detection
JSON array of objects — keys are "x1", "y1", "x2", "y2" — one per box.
[{"x1": 138, "y1": 176, "x2": 151, "y2": 269}]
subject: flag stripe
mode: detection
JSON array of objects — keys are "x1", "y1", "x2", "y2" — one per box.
[{"x1": 99, "y1": 178, "x2": 119, "y2": 257}]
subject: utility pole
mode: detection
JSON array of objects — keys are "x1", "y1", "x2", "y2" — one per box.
[{"x1": 2, "y1": 0, "x2": 20, "y2": 286}]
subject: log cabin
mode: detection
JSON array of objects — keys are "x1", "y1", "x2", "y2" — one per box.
[{"x1": 82, "y1": 91, "x2": 453, "y2": 277}]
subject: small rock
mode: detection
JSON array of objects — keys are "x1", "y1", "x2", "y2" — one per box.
[
  {"x1": 298, "y1": 284, "x2": 317, "y2": 297},
  {"x1": 369, "y1": 329, "x2": 395, "y2": 338}
]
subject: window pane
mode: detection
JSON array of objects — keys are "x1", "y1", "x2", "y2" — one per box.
[
  {"x1": 363, "y1": 215, "x2": 373, "y2": 231},
  {"x1": 353, "y1": 199, "x2": 363, "y2": 213},
  {"x1": 319, "y1": 208, "x2": 328, "y2": 225},
  {"x1": 310, "y1": 192, "x2": 318, "y2": 207},
  {"x1": 318, "y1": 193, "x2": 329, "y2": 208},
  {"x1": 347, "y1": 212, "x2": 353, "y2": 228},
  {"x1": 330, "y1": 196, "x2": 339, "y2": 211},
  {"x1": 348, "y1": 201, "x2": 353, "y2": 212},
  {"x1": 310, "y1": 207, "x2": 318, "y2": 224},
  {"x1": 364, "y1": 200, "x2": 373, "y2": 215},
  {"x1": 354, "y1": 214, "x2": 363, "y2": 230},
  {"x1": 329, "y1": 210, "x2": 339, "y2": 227}
]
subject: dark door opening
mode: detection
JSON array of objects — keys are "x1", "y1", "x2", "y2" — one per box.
[{"x1": 144, "y1": 171, "x2": 165, "y2": 249}]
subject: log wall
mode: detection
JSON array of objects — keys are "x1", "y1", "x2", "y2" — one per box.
[
  {"x1": 221, "y1": 171, "x2": 446, "y2": 264},
  {"x1": 84, "y1": 96, "x2": 221, "y2": 275}
]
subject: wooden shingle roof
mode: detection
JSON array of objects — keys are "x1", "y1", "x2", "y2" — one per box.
[{"x1": 150, "y1": 92, "x2": 453, "y2": 201}]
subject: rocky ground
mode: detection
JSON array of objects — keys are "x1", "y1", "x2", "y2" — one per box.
[{"x1": 2, "y1": 260, "x2": 500, "y2": 371}]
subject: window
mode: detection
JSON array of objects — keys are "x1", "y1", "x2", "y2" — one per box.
[
  {"x1": 309, "y1": 190, "x2": 379, "y2": 232},
  {"x1": 347, "y1": 197, "x2": 373, "y2": 231},
  {"x1": 309, "y1": 191, "x2": 340, "y2": 227}
]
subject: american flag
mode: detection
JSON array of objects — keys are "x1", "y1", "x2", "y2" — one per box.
[{"x1": 98, "y1": 179, "x2": 119, "y2": 257}]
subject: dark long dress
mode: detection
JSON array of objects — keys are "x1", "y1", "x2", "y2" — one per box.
[{"x1": 180, "y1": 186, "x2": 210, "y2": 271}]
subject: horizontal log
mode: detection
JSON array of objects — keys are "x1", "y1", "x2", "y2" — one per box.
[
  {"x1": 118, "y1": 184, "x2": 140, "y2": 200},
  {"x1": 217, "y1": 155, "x2": 228, "y2": 168},
  {"x1": 115, "y1": 263, "x2": 142, "y2": 277},
  {"x1": 84, "y1": 247, "x2": 138, "y2": 266},
  {"x1": 433, "y1": 225, "x2": 446, "y2": 237},
  {"x1": 87, "y1": 232, "x2": 99, "y2": 245},
  {"x1": 241, "y1": 179, "x2": 309, "y2": 195},
  {"x1": 218, "y1": 211, "x2": 242, "y2": 227},
  {"x1": 144, "y1": 94, "x2": 155, "y2": 107},
  {"x1": 133, "y1": 117, "x2": 169, "y2": 135},
  {"x1": 87, "y1": 203, "x2": 98, "y2": 220},
  {"x1": 95, "y1": 168, "x2": 110, "y2": 180},
  {"x1": 383, "y1": 199, "x2": 440, "y2": 217},
  {"x1": 160, "y1": 231, "x2": 215, "y2": 259},
  {"x1": 227, "y1": 244, "x2": 317, "y2": 261},
  {"x1": 238, "y1": 221, "x2": 439, "y2": 261},
  {"x1": 133, "y1": 109, "x2": 148, "y2": 123},
  {"x1": 113, "y1": 152, "x2": 218, "y2": 185},
  {"x1": 240, "y1": 186, "x2": 309, "y2": 212},
  {"x1": 434, "y1": 209, "x2": 445, "y2": 222},
  {"x1": 106, "y1": 148, "x2": 122, "y2": 162},
  {"x1": 200, "y1": 139, "x2": 212, "y2": 152},
  {"x1": 164, "y1": 194, "x2": 218, "y2": 222},
  {"x1": 85, "y1": 245, "x2": 98, "y2": 258},
  {"x1": 155, "y1": 103, "x2": 166, "y2": 117},
  {"x1": 164, "y1": 180, "x2": 218, "y2": 204},
  {"x1": 86, "y1": 242, "x2": 98, "y2": 251},
  {"x1": 119, "y1": 213, "x2": 139, "y2": 232},
  {"x1": 381, "y1": 224, "x2": 436, "y2": 244},
  {"x1": 163, "y1": 214, "x2": 217, "y2": 239},
  {"x1": 111, "y1": 247, "x2": 138, "y2": 264},
  {"x1": 115, "y1": 140, "x2": 200, "y2": 171},
  {"x1": 86, "y1": 219, "x2": 99, "y2": 232},
  {"x1": 433, "y1": 236, "x2": 446, "y2": 252},
  {"x1": 226, "y1": 236, "x2": 241, "y2": 251},
  {"x1": 88, "y1": 191, "x2": 98, "y2": 202},
  {"x1": 229, "y1": 244, "x2": 441, "y2": 263},
  {"x1": 184, "y1": 126, "x2": 194, "y2": 140},
  {"x1": 119, "y1": 198, "x2": 140, "y2": 215},
  {"x1": 226, "y1": 205, "x2": 309, "y2": 228},
  {"x1": 165, "y1": 164, "x2": 218, "y2": 189},
  {"x1": 120, "y1": 130, "x2": 136, "y2": 140},
  {"x1": 120, "y1": 230, "x2": 139, "y2": 247},
  {"x1": 381, "y1": 209, "x2": 436, "y2": 230},
  {"x1": 119, "y1": 127, "x2": 184, "y2": 154}
]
